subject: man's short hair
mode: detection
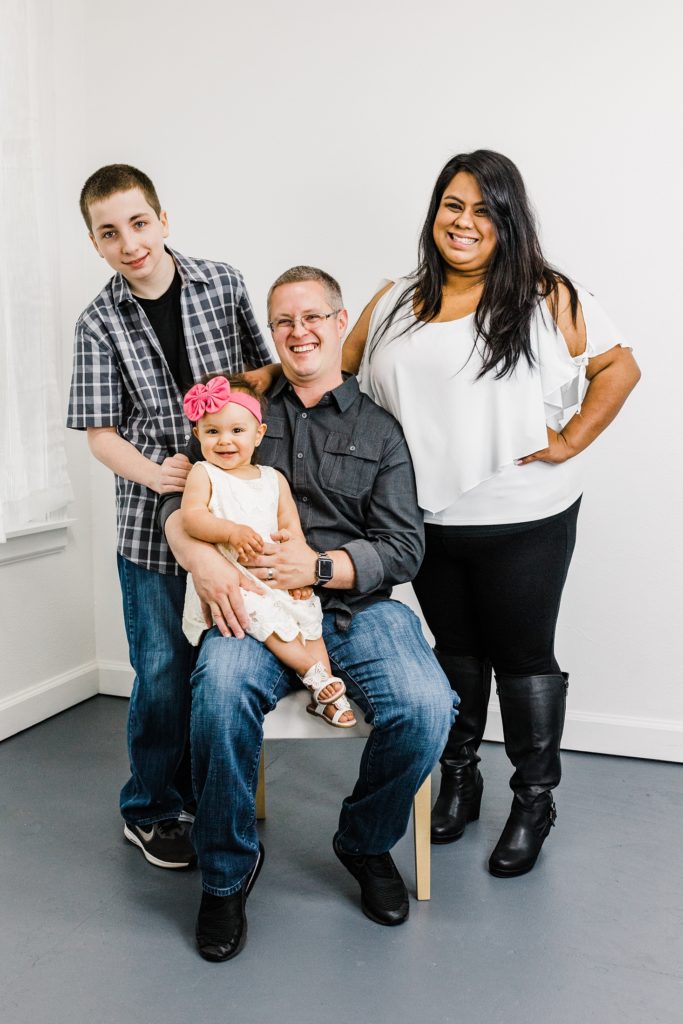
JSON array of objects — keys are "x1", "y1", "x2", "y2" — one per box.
[
  {"x1": 80, "y1": 164, "x2": 162, "y2": 231},
  {"x1": 267, "y1": 266, "x2": 343, "y2": 315}
]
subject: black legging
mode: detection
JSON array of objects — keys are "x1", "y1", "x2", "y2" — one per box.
[{"x1": 412, "y1": 497, "x2": 581, "y2": 677}]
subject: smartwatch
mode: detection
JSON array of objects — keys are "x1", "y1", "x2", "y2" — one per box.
[{"x1": 315, "y1": 552, "x2": 334, "y2": 585}]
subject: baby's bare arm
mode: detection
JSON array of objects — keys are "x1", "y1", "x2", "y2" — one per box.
[{"x1": 181, "y1": 465, "x2": 265, "y2": 558}]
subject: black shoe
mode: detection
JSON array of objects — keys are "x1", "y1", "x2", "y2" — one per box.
[
  {"x1": 123, "y1": 818, "x2": 197, "y2": 869},
  {"x1": 488, "y1": 795, "x2": 556, "y2": 877},
  {"x1": 333, "y1": 835, "x2": 409, "y2": 926},
  {"x1": 431, "y1": 763, "x2": 484, "y2": 844},
  {"x1": 195, "y1": 843, "x2": 264, "y2": 962}
]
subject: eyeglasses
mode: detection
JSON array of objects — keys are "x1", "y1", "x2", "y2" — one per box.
[{"x1": 267, "y1": 310, "x2": 340, "y2": 335}]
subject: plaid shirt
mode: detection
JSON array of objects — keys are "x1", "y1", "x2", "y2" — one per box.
[{"x1": 66, "y1": 248, "x2": 272, "y2": 573}]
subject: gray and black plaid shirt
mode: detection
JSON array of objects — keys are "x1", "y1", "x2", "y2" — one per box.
[{"x1": 66, "y1": 248, "x2": 272, "y2": 573}]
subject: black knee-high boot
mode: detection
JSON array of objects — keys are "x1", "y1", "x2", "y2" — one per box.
[
  {"x1": 431, "y1": 653, "x2": 492, "y2": 844},
  {"x1": 489, "y1": 672, "x2": 569, "y2": 877}
]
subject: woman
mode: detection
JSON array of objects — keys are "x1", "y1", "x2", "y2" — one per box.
[{"x1": 341, "y1": 150, "x2": 640, "y2": 877}]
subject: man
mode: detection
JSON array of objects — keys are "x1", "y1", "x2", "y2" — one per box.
[
  {"x1": 67, "y1": 164, "x2": 272, "y2": 869},
  {"x1": 159, "y1": 266, "x2": 456, "y2": 961}
]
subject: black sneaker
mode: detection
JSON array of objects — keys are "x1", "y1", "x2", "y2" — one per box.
[
  {"x1": 196, "y1": 842, "x2": 265, "y2": 962},
  {"x1": 333, "y1": 835, "x2": 409, "y2": 926},
  {"x1": 123, "y1": 819, "x2": 197, "y2": 869}
]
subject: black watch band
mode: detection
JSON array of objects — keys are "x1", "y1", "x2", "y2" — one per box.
[{"x1": 315, "y1": 552, "x2": 334, "y2": 584}]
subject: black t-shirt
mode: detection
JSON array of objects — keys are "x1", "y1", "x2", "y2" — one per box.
[{"x1": 137, "y1": 268, "x2": 194, "y2": 394}]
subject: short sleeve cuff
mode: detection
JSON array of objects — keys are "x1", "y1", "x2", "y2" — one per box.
[
  {"x1": 340, "y1": 539, "x2": 384, "y2": 595},
  {"x1": 65, "y1": 414, "x2": 121, "y2": 431}
]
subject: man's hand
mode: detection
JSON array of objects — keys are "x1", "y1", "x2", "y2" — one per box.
[
  {"x1": 245, "y1": 530, "x2": 318, "y2": 591},
  {"x1": 188, "y1": 544, "x2": 260, "y2": 638},
  {"x1": 155, "y1": 453, "x2": 191, "y2": 493},
  {"x1": 515, "y1": 428, "x2": 573, "y2": 466},
  {"x1": 227, "y1": 524, "x2": 265, "y2": 561}
]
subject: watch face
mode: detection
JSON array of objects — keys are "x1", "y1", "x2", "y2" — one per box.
[{"x1": 317, "y1": 556, "x2": 334, "y2": 582}]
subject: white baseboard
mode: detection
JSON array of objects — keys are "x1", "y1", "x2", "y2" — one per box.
[
  {"x1": 483, "y1": 703, "x2": 683, "y2": 762},
  {"x1": 3, "y1": 660, "x2": 681, "y2": 762},
  {"x1": 97, "y1": 660, "x2": 134, "y2": 698},
  {"x1": 0, "y1": 662, "x2": 99, "y2": 742}
]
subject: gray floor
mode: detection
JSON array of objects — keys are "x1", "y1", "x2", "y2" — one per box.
[{"x1": 1, "y1": 697, "x2": 682, "y2": 1024}]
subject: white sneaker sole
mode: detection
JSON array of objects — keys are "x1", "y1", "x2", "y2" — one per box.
[{"x1": 123, "y1": 824, "x2": 194, "y2": 869}]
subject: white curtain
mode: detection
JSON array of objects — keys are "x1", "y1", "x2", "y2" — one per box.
[{"x1": 0, "y1": 0, "x2": 73, "y2": 541}]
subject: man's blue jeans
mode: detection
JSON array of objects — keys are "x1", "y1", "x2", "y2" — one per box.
[
  {"x1": 190, "y1": 599, "x2": 458, "y2": 895},
  {"x1": 117, "y1": 554, "x2": 197, "y2": 825}
]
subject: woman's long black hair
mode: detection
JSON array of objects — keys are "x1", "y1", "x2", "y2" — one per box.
[{"x1": 369, "y1": 150, "x2": 578, "y2": 378}]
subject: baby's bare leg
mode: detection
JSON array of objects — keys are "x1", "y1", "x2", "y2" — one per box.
[
  {"x1": 263, "y1": 634, "x2": 354, "y2": 725},
  {"x1": 263, "y1": 634, "x2": 328, "y2": 677}
]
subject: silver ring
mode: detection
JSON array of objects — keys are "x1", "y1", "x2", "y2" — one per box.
[{"x1": 267, "y1": 567, "x2": 274, "y2": 581}]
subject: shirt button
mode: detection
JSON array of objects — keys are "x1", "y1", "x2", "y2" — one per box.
[
  {"x1": 349, "y1": 445, "x2": 356, "y2": 451},
  {"x1": 184, "y1": 435, "x2": 190, "y2": 441},
  {"x1": 301, "y1": 412, "x2": 308, "y2": 419},
  {"x1": 302, "y1": 496, "x2": 309, "y2": 503},
  {"x1": 297, "y1": 452, "x2": 303, "y2": 459}
]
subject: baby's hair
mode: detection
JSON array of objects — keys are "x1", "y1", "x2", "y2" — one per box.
[{"x1": 187, "y1": 373, "x2": 267, "y2": 465}]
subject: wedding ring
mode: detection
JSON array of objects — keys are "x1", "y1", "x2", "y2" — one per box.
[{"x1": 267, "y1": 567, "x2": 274, "y2": 581}]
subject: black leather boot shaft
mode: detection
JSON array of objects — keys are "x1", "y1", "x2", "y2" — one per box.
[
  {"x1": 431, "y1": 654, "x2": 492, "y2": 844},
  {"x1": 436, "y1": 652, "x2": 492, "y2": 768},
  {"x1": 497, "y1": 672, "x2": 568, "y2": 800},
  {"x1": 488, "y1": 672, "x2": 568, "y2": 876}
]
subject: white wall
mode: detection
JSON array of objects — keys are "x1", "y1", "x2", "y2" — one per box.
[
  {"x1": 3, "y1": 0, "x2": 681, "y2": 758},
  {"x1": 0, "y1": 1, "x2": 100, "y2": 739}
]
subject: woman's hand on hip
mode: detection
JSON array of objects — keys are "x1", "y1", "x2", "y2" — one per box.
[{"x1": 515, "y1": 428, "x2": 573, "y2": 466}]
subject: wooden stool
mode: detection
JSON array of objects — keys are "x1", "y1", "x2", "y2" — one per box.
[{"x1": 257, "y1": 689, "x2": 431, "y2": 900}]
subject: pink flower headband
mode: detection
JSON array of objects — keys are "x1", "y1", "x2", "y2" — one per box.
[{"x1": 183, "y1": 376, "x2": 263, "y2": 424}]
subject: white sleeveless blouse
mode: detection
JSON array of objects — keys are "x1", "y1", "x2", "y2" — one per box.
[{"x1": 358, "y1": 278, "x2": 627, "y2": 525}]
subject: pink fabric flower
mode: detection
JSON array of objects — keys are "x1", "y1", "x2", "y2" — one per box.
[
  {"x1": 183, "y1": 376, "x2": 263, "y2": 423},
  {"x1": 183, "y1": 376, "x2": 232, "y2": 421}
]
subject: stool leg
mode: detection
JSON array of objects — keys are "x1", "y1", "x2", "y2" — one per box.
[
  {"x1": 413, "y1": 775, "x2": 431, "y2": 900},
  {"x1": 256, "y1": 747, "x2": 266, "y2": 821}
]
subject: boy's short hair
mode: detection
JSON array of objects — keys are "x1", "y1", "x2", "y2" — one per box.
[{"x1": 80, "y1": 164, "x2": 162, "y2": 231}]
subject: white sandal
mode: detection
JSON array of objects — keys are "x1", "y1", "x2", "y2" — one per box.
[
  {"x1": 299, "y1": 661, "x2": 346, "y2": 705},
  {"x1": 306, "y1": 694, "x2": 357, "y2": 729}
]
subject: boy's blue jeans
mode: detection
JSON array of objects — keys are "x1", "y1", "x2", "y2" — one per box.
[
  {"x1": 117, "y1": 554, "x2": 196, "y2": 825},
  {"x1": 190, "y1": 600, "x2": 457, "y2": 895}
]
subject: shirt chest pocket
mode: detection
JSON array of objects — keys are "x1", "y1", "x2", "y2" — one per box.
[
  {"x1": 259, "y1": 415, "x2": 284, "y2": 463},
  {"x1": 319, "y1": 432, "x2": 382, "y2": 498}
]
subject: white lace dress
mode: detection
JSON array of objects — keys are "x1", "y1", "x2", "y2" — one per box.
[{"x1": 182, "y1": 463, "x2": 323, "y2": 646}]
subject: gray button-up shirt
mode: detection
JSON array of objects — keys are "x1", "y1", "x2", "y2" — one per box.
[
  {"x1": 66, "y1": 248, "x2": 271, "y2": 573},
  {"x1": 158, "y1": 374, "x2": 424, "y2": 628}
]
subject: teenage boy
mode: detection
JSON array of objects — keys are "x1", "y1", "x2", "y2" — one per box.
[{"x1": 67, "y1": 164, "x2": 272, "y2": 869}]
